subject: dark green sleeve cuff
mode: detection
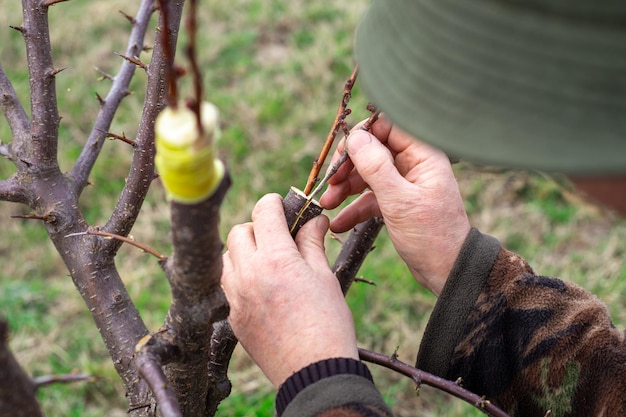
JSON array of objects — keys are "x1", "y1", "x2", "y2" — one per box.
[
  {"x1": 416, "y1": 228, "x2": 501, "y2": 378},
  {"x1": 277, "y1": 358, "x2": 390, "y2": 417}
]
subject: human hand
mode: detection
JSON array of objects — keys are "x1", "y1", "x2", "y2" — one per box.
[
  {"x1": 221, "y1": 194, "x2": 359, "y2": 387},
  {"x1": 320, "y1": 117, "x2": 471, "y2": 295}
]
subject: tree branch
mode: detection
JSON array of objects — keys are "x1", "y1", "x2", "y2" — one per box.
[
  {"x1": 102, "y1": 0, "x2": 184, "y2": 243},
  {"x1": 0, "y1": 318, "x2": 45, "y2": 417},
  {"x1": 332, "y1": 217, "x2": 385, "y2": 294},
  {"x1": 72, "y1": 0, "x2": 156, "y2": 194},
  {"x1": 359, "y1": 348, "x2": 511, "y2": 417},
  {"x1": 206, "y1": 320, "x2": 238, "y2": 415},
  {"x1": 0, "y1": 63, "x2": 31, "y2": 145},
  {"x1": 0, "y1": 178, "x2": 31, "y2": 204},
  {"x1": 134, "y1": 331, "x2": 183, "y2": 417},
  {"x1": 20, "y1": 0, "x2": 60, "y2": 172},
  {"x1": 33, "y1": 373, "x2": 92, "y2": 390},
  {"x1": 157, "y1": 174, "x2": 231, "y2": 416}
]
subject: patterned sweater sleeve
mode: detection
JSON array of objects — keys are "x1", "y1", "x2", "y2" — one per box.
[{"x1": 417, "y1": 228, "x2": 626, "y2": 416}]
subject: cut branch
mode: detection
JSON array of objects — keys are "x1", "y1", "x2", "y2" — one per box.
[
  {"x1": 158, "y1": 174, "x2": 231, "y2": 416},
  {"x1": 72, "y1": 0, "x2": 156, "y2": 194},
  {"x1": 359, "y1": 348, "x2": 511, "y2": 417}
]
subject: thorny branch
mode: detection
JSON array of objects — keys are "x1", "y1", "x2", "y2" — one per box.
[
  {"x1": 20, "y1": 0, "x2": 61, "y2": 171},
  {"x1": 72, "y1": 0, "x2": 156, "y2": 194},
  {"x1": 359, "y1": 348, "x2": 511, "y2": 417},
  {"x1": 0, "y1": 63, "x2": 30, "y2": 142},
  {"x1": 304, "y1": 65, "x2": 358, "y2": 195},
  {"x1": 102, "y1": 0, "x2": 183, "y2": 242}
]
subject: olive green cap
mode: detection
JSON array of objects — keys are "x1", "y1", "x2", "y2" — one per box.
[{"x1": 355, "y1": 0, "x2": 626, "y2": 173}]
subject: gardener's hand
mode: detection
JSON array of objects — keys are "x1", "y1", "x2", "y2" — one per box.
[
  {"x1": 321, "y1": 117, "x2": 471, "y2": 295},
  {"x1": 221, "y1": 194, "x2": 358, "y2": 387}
]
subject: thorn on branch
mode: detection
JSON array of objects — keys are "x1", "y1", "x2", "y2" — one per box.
[
  {"x1": 94, "y1": 67, "x2": 114, "y2": 82},
  {"x1": 95, "y1": 92, "x2": 105, "y2": 106},
  {"x1": 65, "y1": 229, "x2": 165, "y2": 260},
  {"x1": 98, "y1": 129, "x2": 136, "y2": 147},
  {"x1": 46, "y1": 67, "x2": 67, "y2": 78},
  {"x1": 40, "y1": 0, "x2": 71, "y2": 7},
  {"x1": 9, "y1": 25, "x2": 25, "y2": 34},
  {"x1": 11, "y1": 212, "x2": 57, "y2": 222},
  {"x1": 354, "y1": 277, "x2": 377, "y2": 286},
  {"x1": 116, "y1": 53, "x2": 147, "y2": 71},
  {"x1": 118, "y1": 10, "x2": 137, "y2": 25}
]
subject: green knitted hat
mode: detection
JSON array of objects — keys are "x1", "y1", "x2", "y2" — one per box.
[{"x1": 355, "y1": 0, "x2": 626, "y2": 174}]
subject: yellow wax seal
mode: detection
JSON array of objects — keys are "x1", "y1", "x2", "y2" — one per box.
[{"x1": 155, "y1": 102, "x2": 224, "y2": 203}]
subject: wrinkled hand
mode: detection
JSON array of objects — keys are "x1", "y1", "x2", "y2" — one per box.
[
  {"x1": 221, "y1": 194, "x2": 359, "y2": 387},
  {"x1": 320, "y1": 117, "x2": 471, "y2": 295}
]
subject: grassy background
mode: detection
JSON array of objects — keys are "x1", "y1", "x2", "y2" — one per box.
[{"x1": 1, "y1": 1, "x2": 625, "y2": 416}]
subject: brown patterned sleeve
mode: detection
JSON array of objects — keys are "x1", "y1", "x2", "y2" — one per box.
[{"x1": 419, "y1": 228, "x2": 626, "y2": 416}]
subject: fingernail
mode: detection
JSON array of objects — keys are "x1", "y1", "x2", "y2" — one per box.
[{"x1": 346, "y1": 131, "x2": 372, "y2": 155}]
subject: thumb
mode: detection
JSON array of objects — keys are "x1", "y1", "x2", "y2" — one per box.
[
  {"x1": 346, "y1": 130, "x2": 404, "y2": 193},
  {"x1": 295, "y1": 215, "x2": 330, "y2": 272}
]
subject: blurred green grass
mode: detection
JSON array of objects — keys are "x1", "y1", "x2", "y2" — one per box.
[{"x1": 1, "y1": 1, "x2": 625, "y2": 416}]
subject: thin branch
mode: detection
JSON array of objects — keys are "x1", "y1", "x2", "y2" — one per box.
[
  {"x1": 98, "y1": 129, "x2": 137, "y2": 147},
  {"x1": 156, "y1": 0, "x2": 179, "y2": 107},
  {"x1": 185, "y1": 0, "x2": 204, "y2": 135},
  {"x1": 102, "y1": 0, "x2": 183, "y2": 242},
  {"x1": 332, "y1": 217, "x2": 384, "y2": 294},
  {"x1": 65, "y1": 229, "x2": 166, "y2": 260},
  {"x1": 303, "y1": 65, "x2": 358, "y2": 195},
  {"x1": 0, "y1": 178, "x2": 31, "y2": 204},
  {"x1": 291, "y1": 106, "x2": 381, "y2": 230},
  {"x1": 33, "y1": 373, "x2": 92, "y2": 390},
  {"x1": 115, "y1": 53, "x2": 148, "y2": 71},
  {"x1": 134, "y1": 332, "x2": 183, "y2": 417},
  {"x1": 72, "y1": 0, "x2": 156, "y2": 194},
  {"x1": 94, "y1": 67, "x2": 114, "y2": 81},
  {"x1": 0, "y1": 63, "x2": 31, "y2": 144},
  {"x1": 358, "y1": 348, "x2": 511, "y2": 417},
  {"x1": 40, "y1": 0, "x2": 71, "y2": 7}
]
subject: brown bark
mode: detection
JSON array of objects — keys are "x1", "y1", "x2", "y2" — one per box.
[
  {"x1": 0, "y1": 319, "x2": 44, "y2": 417},
  {"x1": 157, "y1": 173, "x2": 231, "y2": 416},
  {"x1": 282, "y1": 186, "x2": 323, "y2": 238},
  {"x1": 333, "y1": 217, "x2": 385, "y2": 294}
]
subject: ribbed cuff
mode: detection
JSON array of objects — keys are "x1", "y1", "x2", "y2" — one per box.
[{"x1": 275, "y1": 357, "x2": 373, "y2": 416}]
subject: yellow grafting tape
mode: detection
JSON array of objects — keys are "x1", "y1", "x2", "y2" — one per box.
[{"x1": 155, "y1": 102, "x2": 224, "y2": 204}]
